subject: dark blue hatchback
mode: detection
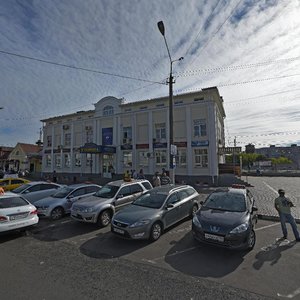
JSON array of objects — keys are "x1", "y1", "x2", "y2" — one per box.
[{"x1": 192, "y1": 187, "x2": 258, "y2": 250}]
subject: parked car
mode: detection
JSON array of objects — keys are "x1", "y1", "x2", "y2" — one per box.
[
  {"x1": 0, "y1": 177, "x2": 30, "y2": 191},
  {"x1": 71, "y1": 179, "x2": 153, "y2": 227},
  {"x1": 34, "y1": 183, "x2": 101, "y2": 220},
  {"x1": 0, "y1": 192, "x2": 39, "y2": 233},
  {"x1": 111, "y1": 185, "x2": 200, "y2": 241},
  {"x1": 192, "y1": 185, "x2": 258, "y2": 250},
  {"x1": 11, "y1": 181, "x2": 63, "y2": 204}
]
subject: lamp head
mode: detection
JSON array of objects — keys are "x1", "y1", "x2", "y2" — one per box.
[{"x1": 157, "y1": 21, "x2": 165, "y2": 36}]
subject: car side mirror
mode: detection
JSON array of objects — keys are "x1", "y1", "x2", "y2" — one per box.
[
  {"x1": 200, "y1": 201, "x2": 204, "y2": 205},
  {"x1": 116, "y1": 194, "x2": 123, "y2": 199},
  {"x1": 166, "y1": 203, "x2": 174, "y2": 209},
  {"x1": 252, "y1": 206, "x2": 258, "y2": 212}
]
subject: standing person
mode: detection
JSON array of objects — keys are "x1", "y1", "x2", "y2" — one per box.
[
  {"x1": 160, "y1": 172, "x2": 171, "y2": 185},
  {"x1": 152, "y1": 172, "x2": 161, "y2": 187},
  {"x1": 138, "y1": 169, "x2": 145, "y2": 179},
  {"x1": 52, "y1": 170, "x2": 57, "y2": 183},
  {"x1": 275, "y1": 189, "x2": 300, "y2": 241}
]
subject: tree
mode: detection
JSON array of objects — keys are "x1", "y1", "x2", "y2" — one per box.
[{"x1": 271, "y1": 157, "x2": 292, "y2": 171}]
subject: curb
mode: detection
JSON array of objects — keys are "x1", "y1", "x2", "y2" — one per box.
[{"x1": 258, "y1": 214, "x2": 300, "y2": 224}]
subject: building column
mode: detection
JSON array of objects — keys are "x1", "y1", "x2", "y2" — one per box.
[
  {"x1": 208, "y1": 102, "x2": 218, "y2": 179},
  {"x1": 148, "y1": 111, "x2": 154, "y2": 175},
  {"x1": 186, "y1": 106, "x2": 193, "y2": 176}
]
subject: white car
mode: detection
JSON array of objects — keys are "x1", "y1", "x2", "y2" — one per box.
[{"x1": 0, "y1": 192, "x2": 39, "y2": 233}]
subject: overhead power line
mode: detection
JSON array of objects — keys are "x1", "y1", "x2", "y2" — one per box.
[{"x1": 0, "y1": 49, "x2": 165, "y2": 85}]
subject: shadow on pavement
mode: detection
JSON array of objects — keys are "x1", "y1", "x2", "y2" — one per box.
[
  {"x1": 165, "y1": 231, "x2": 248, "y2": 278},
  {"x1": 31, "y1": 217, "x2": 100, "y2": 242},
  {"x1": 253, "y1": 238, "x2": 297, "y2": 270},
  {"x1": 80, "y1": 231, "x2": 149, "y2": 259}
]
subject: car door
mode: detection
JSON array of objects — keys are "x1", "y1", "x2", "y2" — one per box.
[
  {"x1": 163, "y1": 192, "x2": 181, "y2": 228},
  {"x1": 114, "y1": 185, "x2": 134, "y2": 211},
  {"x1": 65, "y1": 187, "x2": 86, "y2": 212},
  {"x1": 129, "y1": 183, "x2": 144, "y2": 201}
]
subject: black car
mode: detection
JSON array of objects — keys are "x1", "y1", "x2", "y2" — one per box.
[{"x1": 192, "y1": 186, "x2": 258, "y2": 250}]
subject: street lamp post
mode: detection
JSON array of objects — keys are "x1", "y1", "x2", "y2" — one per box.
[{"x1": 157, "y1": 21, "x2": 183, "y2": 184}]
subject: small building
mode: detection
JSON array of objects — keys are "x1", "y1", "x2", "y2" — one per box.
[
  {"x1": 0, "y1": 146, "x2": 13, "y2": 171},
  {"x1": 41, "y1": 87, "x2": 226, "y2": 184},
  {"x1": 8, "y1": 143, "x2": 42, "y2": 173}
]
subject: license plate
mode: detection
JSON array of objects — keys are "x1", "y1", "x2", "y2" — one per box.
[
  {"x1": 10, "y1": 214, "x2": 27, "y2": 221},
  {"x1": 113, "y1": 227, "x2": 124, "y2": 234},
  {"x1": 205, "y1": 233, "x2": 224, "y2": 242}
]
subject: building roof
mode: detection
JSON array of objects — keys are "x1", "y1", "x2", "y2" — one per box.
[{"x1": 18, "y1": 143, "x2": 42, "y2": 154}]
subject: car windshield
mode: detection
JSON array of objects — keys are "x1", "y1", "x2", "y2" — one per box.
[
  {"x1": 11, "y1": 184, "x2": 31, "y2": 193},
  {"x1": 203, "y1": 192, "x2": 246, "y2": 212},
  {"x1": 0, "y1": 197, "x2": 29, "y2": 208},
  {"x1": 132, "y1": 191, "x2": 167, "y2": 209},
  {"x1": 94, "y1": 184, "x2": 119, "y2": 198},
  {"x1": 52, "y1": 187, "x2": 74, "y2": 198}
]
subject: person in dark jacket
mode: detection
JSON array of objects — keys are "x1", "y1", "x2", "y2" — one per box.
[{"x1": 160, "y1": 172, "x2": 171, "y2": 185}]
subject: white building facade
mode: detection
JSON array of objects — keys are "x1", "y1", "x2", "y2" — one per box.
[{"x1": 41, "y1": 87, "x2": 226, "y2": 184}]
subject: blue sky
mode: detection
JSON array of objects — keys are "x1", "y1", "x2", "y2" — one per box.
[{"x1": 0, "y1": 0, "x2": 299, "y2": 148}]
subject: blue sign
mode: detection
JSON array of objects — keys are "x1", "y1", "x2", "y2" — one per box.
[
  {"x1": 102, "y1": 128, "x2": 113, "y2": 145},
  {"x1": 191, "y1": 140, "x2": 209, "y2": 147}
]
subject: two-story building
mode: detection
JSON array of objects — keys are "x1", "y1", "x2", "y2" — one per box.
[{"x1": 41, "y1": 87, "x2": 226, "y2": 184}]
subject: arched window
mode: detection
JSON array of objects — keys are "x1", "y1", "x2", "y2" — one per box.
[{"x1": 103, "y1": 106, "x2": 114, "y2": 116}]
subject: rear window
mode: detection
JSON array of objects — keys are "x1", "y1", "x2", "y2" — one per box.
[
  {"x1": 0, "y1": 197, "x2": 29, "y2": 208},
  {"x1": 141, "y1": 181, "x2": 152, "y2": 190}
]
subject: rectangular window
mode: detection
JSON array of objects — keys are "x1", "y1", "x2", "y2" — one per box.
[
  {"x1": 86, "y1": 129, "x2": 93, "y2": 143},
  {"x1": 194, "y1": 149, "x2": 208, "y2": 167},
  {"x1": 138, "y1": 151, "x2": 148, "y2": 166},
  {"x1": 193, "y1": 119, "x2": 207, "y2": 137},
  {"x1": 75, "y1": 153, "x2": 81, "y2": 167},
  {"x1": 47, "y1": 136, "x2": 52, "y2": 147},
  {"x1": 123, "y1": 127, "x2": 132, "y2": 143},
  {"x1": 86, "y1": 153, "x2": 92, "y2": 167},
  {"x1": 64, "y1": 133, "x2": 71, "y2": 146},
  {"x1": 55, "y1": 154, "x2": 61, "y2": 169},
  {"x1": 64, "y1": 153, "x2": 71, "y2": 168},
  {"x1": 46, "y1": 155, "x2": 52, "y2": 167},
  {"x1": 175, "y1": 149, "x2": 187, "y2": 167},
  {"x1": 155, "y1": 150, "x2": 167, "y2": 166},
  {"x1": 155, "y1": 123, "x2": 166, "y2": 139},
  {"x1": 123, "y1": 151, "x2": 132, "y2": 167}
]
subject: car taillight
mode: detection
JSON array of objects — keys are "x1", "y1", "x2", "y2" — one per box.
[
  {"x1": 30, "y1": 209, "x2": 38, "y2": 215},
  {"x1": 0, "y1": 215, "x2": 8, "y2": 222}
]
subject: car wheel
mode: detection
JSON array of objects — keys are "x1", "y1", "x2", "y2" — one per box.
[
  {"x1": 246, "y1": 228, "x2": 256, "y2": 250},
  {"x1": 190, "y1": 204, "x2": 199, "y2": 217},
  {"x1": 50, "y1": 207, "x2": 64, "y2": 220},
  {"x1": 97, "y1": 210, "x2": 112, "y2": 227},
  {"x1": 149, "y1": 222, "x2": 162, "y2": 242}
]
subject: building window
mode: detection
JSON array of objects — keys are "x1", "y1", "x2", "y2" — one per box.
[
  {"x1": 155, "y1": 123, "x2": 166, "y2": 139},
  {"x1": 103, "y1": 105, "x2": 114, "y2": 116},
  {"x1": 64, "y1": 153, "x2": 71, "y2": 168},
  {"x1": 155, "y1": 150, "x2": 167, "y2": 166},
  {"x1": 86, "y1": 128, "x2": 93, "y2": 143},
  {"x1": 123, "y1": 151, "x2": 132, "y2": 167},
  {"x1": 75, "y1": 153, "x2": 81, "y2": 167},
  {"x1": 193, "y1": 119, "x2": 207, "y2": 137},
  {"x1": 46, "y1": 155, "x2": 51, "y2": 167},
  {"x1": 86, "y1": 153, "x2": 92, "y2": 167},
  {"x1": 194, "y1": 149, "x2": 208, "y2": 167},
  {"x1": 64, "y1": 133, "x2": 71, "y2": 146},
  {"x1": 138, "y1": 151, "x2": 148, "y2": 166},
  {"x1": 123, "y1": 127, "x2": 132, "y2": 139},
  {"x1": 47, "y1": 136, "x2": 52, "y2": 147},
  {"x1": 176, "y1": 149, "x2": 187, "y2": 167},
  {"x1": 55, "y1": 154, "x2": 61, "y2": 169}
]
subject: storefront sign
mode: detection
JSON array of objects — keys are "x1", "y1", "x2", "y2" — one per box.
[
  {"x1": 80, "y1": 143, "x2": 116, "y2": 154},
  {"x1": 191, "y1": 140, "x2": 209, "y2": 147},
  {"x1": 153, "y1": 142, "x2": 167, "y2": 149},
  {"x1": 102, "y1": 128, "x2": 113, "y2": 145}
]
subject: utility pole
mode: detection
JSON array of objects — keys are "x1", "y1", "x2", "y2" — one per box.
[{"x1": 233, "y1": 136, "x2": 236, "y2": 175}]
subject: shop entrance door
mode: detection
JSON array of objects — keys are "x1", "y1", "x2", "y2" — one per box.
[{"x1": 102, "y1": 154, "x2": 114, "y2": 178}]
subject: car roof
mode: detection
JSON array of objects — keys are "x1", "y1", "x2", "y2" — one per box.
[
  {"x1": 150, "y1": 184, "x2": 195, "y2": 194},
  {"x1": 67, "y1": 183, "x2": 101, "y2": 188},
  {"x1": 24, "y1": 181, "x2": 61, "y2": 186},
  {"x1": 213, "y1": 187, "x2": 247, "y2": 195},
  {"x1": 0, "y1": 191, "x2": 24, "y2": 199},
  {"x1": 106, "y1": 179, "x2": 150, "y2": 187}
]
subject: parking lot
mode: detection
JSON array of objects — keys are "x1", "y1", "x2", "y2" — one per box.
[{"x1": 29, "y1": 214, "x2": 300, "y2": 299}]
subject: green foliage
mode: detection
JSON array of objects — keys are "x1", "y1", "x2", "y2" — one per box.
[{"x1": 271, "y1": 157, "x2": 292, "y2": 165}]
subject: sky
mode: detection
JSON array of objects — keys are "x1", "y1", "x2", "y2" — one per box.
[{"x1": 0, "y1": 0, "x2": 300, "y2": 150}]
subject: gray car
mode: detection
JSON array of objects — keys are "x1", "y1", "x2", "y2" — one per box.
[
  {"x1": 11, "y1": 181, "x2": 63, "y2": 204},
  {"x1": 71, "y1": 179, "x2": 153, "y2": 227},
  {"x1": 34, "y1": 183, "x2": 101, "y2": 220},
  {"x1": 111, "y1": 185, "x2": 200, "y2": 241}
]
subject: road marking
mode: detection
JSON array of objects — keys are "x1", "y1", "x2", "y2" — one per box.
[
  {"x1": 141, "y1": 246, "x2": 200, "y2": 264},
  {"x1": 263, "y1": 181, "x2": 278, "y2": 194},
  {"x1": 61, "y1": 220, "x2": 72, "y2": 224},
  {"x1": 256, "y1": 223, "x2": 280, "y2": 231},
  {"x1": 278, "y1": 287, "x2": 300, "y2": 298}
]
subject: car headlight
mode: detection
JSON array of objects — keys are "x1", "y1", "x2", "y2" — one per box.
[
  {"x1": 192, "y1": 215, "x2": 202, "y2": 228},
  {"x1": 40, "y1": 205, "x2": 49, "y2": 210},
  {"x1": 82, "y1": 207, "x2": 94, "y2": 213},
  {"x1": 129, "y1": 219, "x2": 150, "y2": 228},
  {"x1": 230, "y1": 223, "x2": 249, "y2": 234}
]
